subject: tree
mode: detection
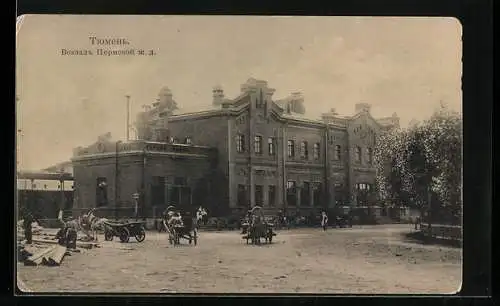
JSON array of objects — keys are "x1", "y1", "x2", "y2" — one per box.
[{"x1": 373, "y1": 105, "x2": 462, "y2": 223}]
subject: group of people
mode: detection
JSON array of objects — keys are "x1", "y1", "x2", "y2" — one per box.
[
  {"x1": 159, "y1": 205, "x2": 208, "y2": 231},
  {"x1": 275, "y1": 209, "x2": 330, "y2": 231}
]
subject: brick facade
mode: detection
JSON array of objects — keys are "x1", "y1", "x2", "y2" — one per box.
[
  {"x1": 70, "y1": 78, "x2": 399, "y2": 218},
  {"x1": 71, "y1": 141, "x2": 218, "y2": 218},
  {"x1": 166, "y1": 78, "x2": 399, "y2": 216}
]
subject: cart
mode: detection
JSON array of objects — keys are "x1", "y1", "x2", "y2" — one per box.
[
  {"x1": 241, "y1": 206, "x2": 276, "y2": 245},
  {"x1": 163, "y1": 215, "x2": 198, "y2": 246},
  {"x1": 103, "y1": 220, "x2": 146, "y2": 243}
]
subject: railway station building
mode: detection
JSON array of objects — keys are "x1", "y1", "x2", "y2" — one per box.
[{"x1": 70, "y1": 78, "x2": 399, "y2": 218}]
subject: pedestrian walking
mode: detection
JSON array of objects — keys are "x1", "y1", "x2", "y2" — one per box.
[{"x1": 321, "y1": 211, "x2": 328, "y2": 231}]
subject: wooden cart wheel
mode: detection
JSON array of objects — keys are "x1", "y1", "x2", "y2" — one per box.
[
  {"x1": 104, "y1": 229, "x2": 113, "y2": 241},
  {"x1": 135, "y1": 226, "x2": 146, "y2": 242},
  {"x1": 119, "y1": 227, "x2": 130, "y2": 243}
]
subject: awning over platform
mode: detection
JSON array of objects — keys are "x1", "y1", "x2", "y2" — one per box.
[{"x1": 17, "y1": 171, "x2": 74, "y2": 181}]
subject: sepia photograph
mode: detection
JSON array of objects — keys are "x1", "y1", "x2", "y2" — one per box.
[{"x1": 16, "y1": 15, "x2": 463, "y2": 294}]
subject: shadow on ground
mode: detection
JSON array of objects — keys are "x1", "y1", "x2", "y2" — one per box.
[{"x1": 401, "y1": 231, "x2": 462, "y2": 248}]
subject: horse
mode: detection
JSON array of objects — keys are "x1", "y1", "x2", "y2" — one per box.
[{"x1": 80, "y1": 208, "x2": 109, "y2": 241}]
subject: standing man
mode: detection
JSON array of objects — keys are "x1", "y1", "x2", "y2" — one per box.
[
  {"x1": 23, "y1": 209, "x2": 35, "y2": 244},
  {"x1": 321, "y1": 211, "x2": 329, "y2": 231}
]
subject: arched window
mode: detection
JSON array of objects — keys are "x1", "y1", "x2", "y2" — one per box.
[
  {"x1": 268, "y1": 137, "x2": 275, "y2": 155},
  {"x1": 334, "y1": 145, "x2": 341, "y2": 160},
  {"x1": 367, "y1": 148, "x2": 373, "y2": 164},
  {"x1": 313, "y1": 143, "x2": 320, "y2": 160},
  {"x1": 254, "y1": 135, "x2": 262, "y2": 154},
  {"x1": 355, "y1": 146, "x2": 362, "y2": 163},
  {"x1": 287, "y1": 140, "x2": 295, "y2": 157},
  {"x1": 300, "y1": 141, "x2": 308, "y2": 159}
]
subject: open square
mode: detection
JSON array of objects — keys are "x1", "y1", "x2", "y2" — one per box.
[{"x1": 17, "y1": 225, "x2": 461, "y2": 294}]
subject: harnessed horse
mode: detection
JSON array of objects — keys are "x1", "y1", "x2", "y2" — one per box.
[{"x1": 80, "y1": 208, "x2": 109, "y2": 241}]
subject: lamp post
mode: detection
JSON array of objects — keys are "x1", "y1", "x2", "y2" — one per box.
[
  {"x1": 132, "y1": 192, "x2": 140, "y2": 220},
  {"x1": 115, "y1": 140, "x2": 122, "y2": 220}
]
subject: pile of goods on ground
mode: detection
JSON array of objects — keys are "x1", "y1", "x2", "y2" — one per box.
[{"x1": 17, "y1": 221, "x2": 100, "y2": 267}]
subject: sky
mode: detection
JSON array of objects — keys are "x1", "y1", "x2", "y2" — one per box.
[{"x1": 16, "y1": 15, "x2": 462, "y2": 171}]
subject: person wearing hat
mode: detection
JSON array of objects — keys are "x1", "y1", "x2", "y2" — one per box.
[{"x1": 321, "y1": 211, "x2": 329, "y2": 231}]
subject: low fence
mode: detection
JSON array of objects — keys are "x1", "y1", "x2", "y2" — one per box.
[{"x1": 419, "y1": 223, "x2": 462, "y2": 241}]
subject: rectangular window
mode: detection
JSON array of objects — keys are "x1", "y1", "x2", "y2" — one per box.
[
  {"x1": 313, "y1": 183, "x2": 323, "y2": 207},
  {"x1": 167, "y1": 185, "x2": 179, "y2": 206},
  {"x1": 255, "y1": 185, "x2": 264, "y2": 206},
  {"x1": 268, "y1": 185, "x2": 276, "y2": 207},
  {"x1": 334, "y1": 145, "x2": 341, "y2": 161},
  {"x1": 355, "y1": 146, "x2": 362, "y2": 163},
  {"x1": 301, "y1": 182, "x2": 311, "y2": 206},
  {"x1": 95, "y1": 177, "x2": 108, "y2": 207},
  {"x1": 313, "y1": 143, "x2": 320, "y2": 160},
  {"x1": 334, "y1": 183, "x2": 345, "y2": 206},
  {"x1": 268, "y1": 137, "x2": 275, "y2": 155},
  {"x1": 237, "y1": 184, "x2": 248, "y2": 207},
  {"x1": 236, "y1": 134, "x2": 245, "y2": 153},
  {"x1": 367, "y1": 148, "x2": 373, "y2": 164},
  {"x1": 254, "y1": 135, "x2": 262, "y2": 154},
  {"x1": 286, "y1": 180, "x2": 297, "y2": 206},
  {"x1": 151, "y1": 176, "x2": 166, "y2": 206},
  {"x1": 300, "y1": 141, "x2": 308, "y2": 159},
  {"x1": 287, "y1": 140, "x2": 295, "y2": 158}
]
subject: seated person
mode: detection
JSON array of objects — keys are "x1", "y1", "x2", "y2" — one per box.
[{"x1": 167, "y1": 211, "x2": 184, "y2": 227}]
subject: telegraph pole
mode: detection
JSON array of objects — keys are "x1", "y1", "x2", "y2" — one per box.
[{"x1": 126, "y1": 95, "x2": 131, "y2": 141}]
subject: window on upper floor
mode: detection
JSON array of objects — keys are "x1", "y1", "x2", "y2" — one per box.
[
  {"x1": 268, "y1": 137, "x2": 275, "y2": 156},
  {"x1": 300, "y1": 141, "x2": 308, "y2": 159},
  {"x1": 254, "y1": 135, "x2": 262, "y2": 154},
  {"x1": 287, "y1": 140, "x2": 295, "y2": 158},
  {"x1": 313, "y1": 143, "x2": 320, "y2": 160},
  {"x1": 236, "y1": 134, "x2": 245, "y2": 153},
  {"x1": 355, "y1": 146, "x2": 362, "y2": 163},
  {"x1": 334, "y1": 145, "x2": 341, "y2": 161},
  {"x1": 367, "y1": 148, "x2": 373, "y2": 164}
]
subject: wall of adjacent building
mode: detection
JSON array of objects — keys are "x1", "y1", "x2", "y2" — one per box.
[
  {"x1": 72, "y1": 151, "x2": 218, "y2": 217},
  {"x1": 168, "y1": 115, "x2": 230, "y2": 213}
]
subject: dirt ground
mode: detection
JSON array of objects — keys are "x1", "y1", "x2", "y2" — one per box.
[{"x1": 17, "y1": 224, "x2": 462, "y2": 294}]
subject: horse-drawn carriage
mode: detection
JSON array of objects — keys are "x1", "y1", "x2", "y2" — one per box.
[
  {"x1": 103, "y1": 220, "x2": 146, "y2": 243},
  {"x1": 241, "y1": 206, "x2": 276, "y2": 245},
  {"x1": 162, "y1": 206, "x2": 198, "y2": 246}
]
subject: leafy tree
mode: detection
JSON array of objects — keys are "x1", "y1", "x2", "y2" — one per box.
[{"x1": 373, "y1": 105, "x2": 462, "y2": 223}]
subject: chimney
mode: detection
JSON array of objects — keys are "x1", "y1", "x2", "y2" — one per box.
[
  {"x1": 321, "y1": 108, "x2": 338, "y2": 122},
  {"x1": 158, "y1": 87, "x2": 178, "y2": 111},
  {"x1": 289, "y1": 91, "x2": 305, "y2": 114},
  {"x1": 355, "y1": 103, "x2": 372, "y2": 114},
  {"x1": 212, "y1": 85, "x2": 225, "y2": 106}
]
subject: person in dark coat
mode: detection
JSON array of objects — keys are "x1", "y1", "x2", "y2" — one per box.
[{"x1": 23, "y1": 210, "x2": 35, "y2": 244}]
